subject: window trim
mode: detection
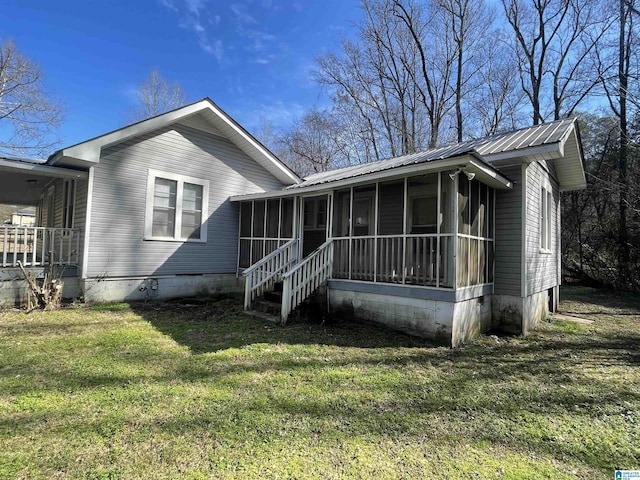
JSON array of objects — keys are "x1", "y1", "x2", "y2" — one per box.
[{"x1": 144, "y1": 169, "x2": 209, "y2": 243}]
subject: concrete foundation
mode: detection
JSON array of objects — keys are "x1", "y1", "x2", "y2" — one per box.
[
  {"x1": 328, "y1": 281, "x2": 493, "y2": 347},
  {"x1": 81, "y1": 273, "x2": 242, "y2": 303},
  {"x1": 492, "y1": 289, "x2": 552, "y2": 334}
]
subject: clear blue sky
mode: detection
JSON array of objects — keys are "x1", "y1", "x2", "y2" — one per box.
[{"x1": 1, "y1": 0, "x2": 360, "y2": 150}]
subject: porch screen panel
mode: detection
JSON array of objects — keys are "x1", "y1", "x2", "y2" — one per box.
[
  {"x1": 266, "y1": 199, "x2": 279, "y2": 238},
  {"x1": 351, "y1": 186, "x2": 375, "y2": 281},
  {"x1": 458, "y1": 178, "x2": 470, "y2": 234},
  {"x1": 181, "y1": 183, "x2": 203, "y2": 240},
  {"x1": 457, "y1": 178, "x2": 470, "y2": 286},
  {"x1": 239, "y1": 202, "x2": 252, "y2": 268},
  {"x1": 152, "y1": 178, "x2": 177, "y2": 237},
  {"x1": 440, "y1": 174, "x2": 454, "y2": 233},
  {"x1": 377, "y1": 181, "x2": 403, "y2": 235},
  {"x1": 240, "y1": 203, "x2": 252, "y2": 237},
  {"x1": 377, "y1": 181, "x2": 404, "y2": 283},
  {"x1": 457, "y1": 179, "x2": 494, "y2": 287},
  {"x1": 253, "y1": 200, "x2": 265, "y2": 238},
  {"x1": 332, "y1": 190, "x2": 351, "y2": 279},
  {"x1": 332, "y1": 190, "x2": 351, "y2": 237},
  {"x1": 280, "y1": 198, "x2": 293, "y2": 238}
]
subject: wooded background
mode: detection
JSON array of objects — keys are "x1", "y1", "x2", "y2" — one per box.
[{"x1": 269, "y1": 0, "x2": 640, "y2": 292}]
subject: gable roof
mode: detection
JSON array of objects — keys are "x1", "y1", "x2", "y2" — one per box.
[
  {"x1": 288, "y1": 117, "x2": 585, "y2": 192},
  {"x1": 47, "y1": 98, "x2": 301, "y2": 185}
]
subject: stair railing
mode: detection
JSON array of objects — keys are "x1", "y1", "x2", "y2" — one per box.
[
  {"x1": 243, "y1": 238, "x2": 299, "y2": 310},
  {"x1": 281, "y1": 239, "x2": 333, "y2": 323}
]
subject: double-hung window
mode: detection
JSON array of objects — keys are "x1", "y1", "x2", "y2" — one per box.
[{"x1": 145, "y1": 170, "x2": 209, "y2": 242}]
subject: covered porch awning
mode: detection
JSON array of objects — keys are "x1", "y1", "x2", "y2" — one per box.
[
  {"x1": 230, "y1": 153, "x2": 512, "y2": 203},
  {"x1": 0, "y1": 156, "x2": 88, "y2": 205}
]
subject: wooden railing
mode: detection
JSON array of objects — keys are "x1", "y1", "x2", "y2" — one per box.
[
  {"x1": 0, "y1": 226, "x2": 81, "y2": 267},
  {"x1": 239, "y1": 237, "x2": 293, "y2": 268},
  {"x1": 243, "y1": 238, "x2": 299, "y2": 310},
  {"x1": 332, "y1": 234, "x2": 453, "y2": 288},
  {"x1": 281, "y1": 239, "x2": 333, "y2": 323}
]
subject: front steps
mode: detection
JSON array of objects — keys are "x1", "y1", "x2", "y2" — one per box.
[{"x1": 244, "y1": 281, "x2": 283, "y2": 323}]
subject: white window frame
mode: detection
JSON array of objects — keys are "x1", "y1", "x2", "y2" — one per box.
[
  {"x1": 540, "y1": 186, "x2": 552, "y2": 252},
  {"x1": 144, "y1": 169, "x2": 209, "y2": 243}
]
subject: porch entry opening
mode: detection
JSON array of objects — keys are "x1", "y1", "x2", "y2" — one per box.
[{"x1": 302, "y1": 195, "x2": 328, "y2": 257}]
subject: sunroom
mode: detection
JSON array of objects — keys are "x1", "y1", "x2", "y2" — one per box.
[{"x1": 232, "y1": 152, "x2": 512, "y2": 346}]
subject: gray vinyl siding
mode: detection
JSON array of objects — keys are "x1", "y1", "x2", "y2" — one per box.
[
  {"x1": 525, "y1": 161, "x2": 560, "y2": 295},
  {"x1": 86, "y1": 123, "x2": 284, "y2": 278},
  {"x1": 493, "y1": 165, "x2": 522, "y2": 296}
]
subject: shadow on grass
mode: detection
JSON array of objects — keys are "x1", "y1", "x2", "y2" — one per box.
[{"x1": 128, "y1": 295, "x2": 433, "y2": 354}]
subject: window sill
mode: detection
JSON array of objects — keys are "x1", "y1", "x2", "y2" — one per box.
[
  {"x1": 144, "y1": 237, "x2": 207, "y2": 244},
  {"x1": 539, "y1": 248, "x2": 553, "y2": 255}
]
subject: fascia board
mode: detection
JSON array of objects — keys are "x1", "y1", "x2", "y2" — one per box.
[{"x1": 0, "y1": 159, "x2": 88, "y2": 179}]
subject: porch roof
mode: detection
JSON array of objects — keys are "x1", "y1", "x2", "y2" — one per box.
[
  {"x1": 230, "y1": 117, "x2": 585, "y2": 202},
  {"x1": 230, "y1": 153, "x2": 511, "y2": 202},
  {"x1": 0, "y1": 156, "x2": 88, "y2": 205}
]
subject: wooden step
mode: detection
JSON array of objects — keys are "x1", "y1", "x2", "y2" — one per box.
[
  {"x1": 253, "y1": 298, "x2": 281, "y2": 316},
  {"x1": 264, "y1": 290, "x2": 283, "y2": 303},
  {"x1": 243, "y1": 309, "x2": 280, "y2": 323}
]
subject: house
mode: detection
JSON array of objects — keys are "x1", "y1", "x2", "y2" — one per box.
[
  {"x1": 9, "y1": 207, "x2": 36, "y2": 227},
  {"x1": 0, "y1": 98, "x2": 586, "y2": 346}
]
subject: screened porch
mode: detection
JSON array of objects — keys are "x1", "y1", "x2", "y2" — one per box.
[{"x1": 237, "y1": 169, "x2": 495, "y2": 291}]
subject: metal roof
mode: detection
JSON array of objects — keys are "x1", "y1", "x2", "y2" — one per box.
[{"x1": 287, "y1": 117, "x2": 577, "y2": 190}]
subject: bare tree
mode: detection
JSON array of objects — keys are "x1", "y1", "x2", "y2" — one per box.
[
  {"x1": 501, "y1": 0, "x2": 608, "y2": 125},
  {"x1": 0, "y1": 39, "x2": 64, "y2": 157},
  {"x1": 129, "y1": 70, "x2": 187, "y2": 122},
  {"x1": 392, "y1": 0, "x2": 457, "y2": 147},
  {"x1": 469, "y1": 31, "x2": 528, "y2": 135},
  {"x1": 437, "y1": 0, "x2": 492, "y2": 141},
  {"x1": 278, "y1": 110, "x2": 347, "y2": 176},
  {"x1": 599, "y1": 0, "x2": 639, "y2": 285}
]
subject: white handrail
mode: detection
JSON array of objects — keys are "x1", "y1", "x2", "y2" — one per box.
[
  {"x1": 281, "y1": 239, "x2": 333, "y2": 323},
  {"x1": 0, "y1": 226, "x2": 81, "y2": 268},
  {"x1": 242, "y1": 238, "x2": 299, "y2": 310}
]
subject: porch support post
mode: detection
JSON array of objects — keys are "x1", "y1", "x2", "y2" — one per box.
[
  {"x1": 236, "y1": 202, "x2": 242, "y2": 276},
  {"x1": 278, "y1": 198, "x2": 282, "y2": 245},
  {"x1": 263, "y1": 200, "x2": 267, "y2": 257},
  {"x1": 298, "y1": 197, "x2": 304, "y2": 262},
  {"x1": 436, "y1": 173, "x2": 441, "y2": 288},
  {"x1": 452, "y1": 174, "x2": 459, "y2": 290},
  {"x1": 326, "y1": 192, "x2": 333, "y2": 241},
  {"x1": 349, "y1": 186, "x2": 354, "y2": 280},
  {"x1": 250, "y1": 201, "x2": 254, "y2": 264},
  {"x1": 402, "y1": 177, "x2": 408, "y2": 284},
  {"x1": 373, "y1": 182, "x2": 379, "y2": 282}
]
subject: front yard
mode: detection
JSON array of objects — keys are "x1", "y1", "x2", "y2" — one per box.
[{"x1": 0, "y1": 287, "x2": 639, "y2": 479}]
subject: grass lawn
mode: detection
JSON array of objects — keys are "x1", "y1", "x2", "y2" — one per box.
[{"x1": 1, "y1": 287, "x2": 639, "y2": 479}]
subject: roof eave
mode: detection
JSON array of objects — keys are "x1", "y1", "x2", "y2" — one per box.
[
  {"x1": 230, "y1": 154, "x2": 512, "y2": 202},
  {"x1": 0, "y1": 157, "x2": 89, "y2": 179},
  {"x1": 48, "y1": 98, "x2": 301, "y2": 185}
]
